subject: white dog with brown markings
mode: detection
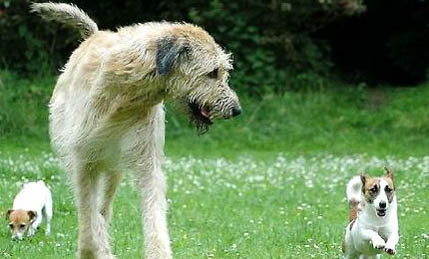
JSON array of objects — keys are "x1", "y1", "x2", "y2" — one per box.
[
  {"x1": 6, "y1": 181, "x2": 53, "y2": 240},
  {"x1": 343, "y1": 167, "x2": 399, "y2": 259}
]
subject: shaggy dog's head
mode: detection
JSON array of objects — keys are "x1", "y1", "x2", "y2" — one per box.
[
  {"x1": 155, "y1": 24, "x2": 241, "y2": 133},
  {"x1": 360, "y1": 167, "x2": 396, "y2": 217}
]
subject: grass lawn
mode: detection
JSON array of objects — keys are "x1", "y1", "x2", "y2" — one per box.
[
  {"x1": 1, "y1": 73, "x2": 429, "y2": 258},
  {"x1": 0, "y1": 144, "x2": 428, "y2": 258}
]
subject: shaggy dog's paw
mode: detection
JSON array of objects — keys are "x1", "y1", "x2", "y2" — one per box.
[
  {"x1": 384, "y1": 246, "x2": 396, "y2": 255},
  {"x1": 371, "y1": 238, "x2": 386, "y2": 250}
]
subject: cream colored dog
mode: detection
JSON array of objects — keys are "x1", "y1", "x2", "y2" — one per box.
[{"x1": 31, "y1": 2, "x2": 241, "y2": 259}]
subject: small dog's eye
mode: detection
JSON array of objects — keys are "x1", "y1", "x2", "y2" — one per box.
[
  {"x1": 370, "y1": 186, "x2": 377, "y2": 192},
  {"x1": 385, "y1": 186, "x2": 392, "y2": 192},
  {"x1": 19, "y1": 224, "x2": 26, "y2": 229},
  {"x1": 9, "y1": 224, "x2": 13, "y2": 229},
  {"x1": 207, "y1": 68, "x2": 218, "y2": 79}
]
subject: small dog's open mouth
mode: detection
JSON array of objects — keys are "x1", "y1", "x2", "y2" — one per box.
[
  {"x1": 376, "y1": 209, "x2": 386, "y2": 217},
  {"x1": 188, "y1": 101, "x2": 213, "y2": 125}
]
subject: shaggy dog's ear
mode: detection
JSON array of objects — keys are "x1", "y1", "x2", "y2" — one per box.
[{"x1": 156, "y1": 37, "x2": 187, "y2": 75}]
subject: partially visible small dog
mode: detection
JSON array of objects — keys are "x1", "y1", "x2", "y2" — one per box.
[
  {"x1": 6, "y1": 181, "x2": 53, "y2": 240},
  {"x1": 342, "y1": 167, "x2": 399, "y2": 258}
]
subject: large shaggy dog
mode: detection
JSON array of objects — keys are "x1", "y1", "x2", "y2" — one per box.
[{"x1": 31, "y1": 3, "x2": 241, "y2": 258}]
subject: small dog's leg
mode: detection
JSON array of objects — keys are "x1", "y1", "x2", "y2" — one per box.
[
  {"x1": 99, "y1": 171, "x2": 123, "y2": 223},
  {"x1": 361, "y1": 229, "x2": 386, "y2": 250},
  {"x1": 75, "y1": 163, "x2": 115, "y2": 259},
  {"x1": 28, "y1": 226, "x2": 36, "y2": 237},
  {"x1": 29, "y1": 214, "x2": 42, "y2": 237},
  {"x1": 371, "y1": 235, "x2": 386, "y2": 250},
  {"x1": 384, "y1": 231, "x2": 399, "y2": 255},
  {"x1": 44, "y1": 192, "x2": 53, "y2": 235}
]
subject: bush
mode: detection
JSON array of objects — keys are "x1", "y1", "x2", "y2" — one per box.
[
  {"x1": 0, "y1": 71, "x2": 52, "y2": 138},
  {"x1": 0, "y1": 0, "x2": 365, "y2": 95}
]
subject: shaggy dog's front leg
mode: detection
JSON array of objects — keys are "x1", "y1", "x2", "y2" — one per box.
[
  {"x1": 135, "y1": 106, "x2": 171, "y2": 259},
  {"x1": 138, "y1": 164, "x2": 171, "y2": 259},
  {"x1": 140, "y1": 159, "x2": 172, "y2": 259},
  {"x1": 74, "y1": 163, "x2": 115, "y2": 259}
]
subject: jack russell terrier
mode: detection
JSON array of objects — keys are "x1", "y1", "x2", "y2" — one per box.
[
  {"x1": 6, "y1": 181, "x2": 53, "y2": 240},
  {"x1": 343, "y1": 167, "x2": 399, "y2": 258}
]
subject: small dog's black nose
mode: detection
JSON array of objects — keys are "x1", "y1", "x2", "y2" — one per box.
[
  {"x1": 379, "y1": 201, "x2": 386, "y2": 209},
  {"x1": 231, "y1": 107, "x2": 241, "y2": 117}
]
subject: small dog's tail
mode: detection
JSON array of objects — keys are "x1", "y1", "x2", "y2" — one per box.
[
  {"x1": 346, "y1": 175, "x2": 362, "y2": 205},
  {"x1": 30, "y1": 2, "x2": 98, "y2": 39},
  {"x1": 346, "y1": 175, "x2": 361, "y2": 222}
]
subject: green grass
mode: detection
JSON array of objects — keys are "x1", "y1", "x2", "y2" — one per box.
[
  {"x1": 0, "y1": 149, "x2": 428, "y2": 258},
  {"x1": 0, "y1": 72, "x2": 429, "y2": 258}
]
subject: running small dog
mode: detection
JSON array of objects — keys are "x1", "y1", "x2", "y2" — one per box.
[
  {"x1": 343, "y1": 167, "x2": 399, "y2": 259},
  {"x1": 6, "y1": 181, "x2": 53, "y2": 240}
]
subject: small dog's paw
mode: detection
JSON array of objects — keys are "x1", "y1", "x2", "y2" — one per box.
[
  {"x1": 372, "y1": 238, "x2": 386, "y2": 250},
  {"x1": 385, "y1": 246, "x2": 396, "y2": 255}
]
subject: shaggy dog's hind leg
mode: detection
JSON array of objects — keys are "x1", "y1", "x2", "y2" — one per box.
[
  {"x1": 75, "y1": 162, "x2": 115, "y2": 259},
  {"x1": 99, "y1": 171, "x2": 123, "y2": 223}
]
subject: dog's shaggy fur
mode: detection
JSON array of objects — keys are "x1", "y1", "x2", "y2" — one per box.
[{"x1": 31, "y1": 3, "x2": 241, "y2": 258}]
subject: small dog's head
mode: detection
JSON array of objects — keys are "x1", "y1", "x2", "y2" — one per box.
[
  {"x1": 360, "y1": 167, "x2": 396, "y2": 217},
  {"x1": 6, "y1": 209, "x2": 36, "y2": 240},
  {"x1": 156, "y1": 23, "x2": 241, "y2": 133}
]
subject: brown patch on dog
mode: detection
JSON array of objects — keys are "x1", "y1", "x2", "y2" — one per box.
[
  {"x1": 383, "y1": 167, "x2": 396, "y2": 203},
  {"x1": 348, "y1": 200, "x2": 359, "y2": 222},
  {"x1": 8, "y1": 209, "x2": 31, "y2": 223},
  {"x1": 360, "y1": 173, "x2": 380, "y2": 204},
  {"x1": 7, "y1": 209, "x2": 36, "y2": 233}
]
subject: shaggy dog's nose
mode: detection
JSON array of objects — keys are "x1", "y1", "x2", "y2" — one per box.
[
  {"x1": 379, "y1": 201, "x2": 386, "y2": 209},
  {"x1": 231, "y1": 107, "x2": 241, "y2": 117}
]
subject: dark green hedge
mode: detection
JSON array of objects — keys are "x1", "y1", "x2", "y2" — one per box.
[
  {"x1": 3, "y1": 1, "x2": 429, "y2": 90},
  {"x1": 0, "y1": 0, "x2": 368, "y2": 94}
]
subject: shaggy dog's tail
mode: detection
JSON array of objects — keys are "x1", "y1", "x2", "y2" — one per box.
[
  {"x1": 30, "y1": 2, "x2": 98, "y2": 39},
  {"x1": 346, "y1": 175, "x2": 362, "y2": 206}
]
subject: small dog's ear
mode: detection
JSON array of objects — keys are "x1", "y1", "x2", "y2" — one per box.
[
  {"x1": 6, "y1": 209, "x2": 13, "y2": 220},
  {"x1": 360, "y1": 172, "x2": 367, "y2": 185},
  {"x1": 156, "y1": 37, "x2": 187, "y2": 75},
  {"x1": 27, "y1": 211, "x2": 37, "y2": 222},
  {"x1": 384, "y1": 166, "x2": 394, "y2": 180}
]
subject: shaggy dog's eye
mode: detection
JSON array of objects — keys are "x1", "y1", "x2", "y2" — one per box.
[
  {"x1": 9, "y1": 224, "x2": 13, "y2": 229},
  {"x1": 19, "y1": 224, "x2": 26, "y2": 229},
  {"x1": 207, "y1": 68, "x2": 218, "y2": 79},
  {"x1": 370, "y1": 186, "x2": 378, "y2": 192},
  {"x1": 385, "y1": 186, "x2": 392, "y2": 193}
]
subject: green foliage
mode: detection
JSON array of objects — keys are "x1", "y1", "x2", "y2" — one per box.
[
  {"x1": 3, "y1": 71, "x2": 429, "y2": 158},
  {"x1": 0, "y1": 71, "x2": 52, "y2": 138},
  {"x1": 186, "y1": 0, "x2": 364, "y2": 94},
  {"x1": 0, "y1": 0, "x2": 78, "y2": 73},
  {"x1": 0, "y1": 0, "x2": 366, "y2": 94}
]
